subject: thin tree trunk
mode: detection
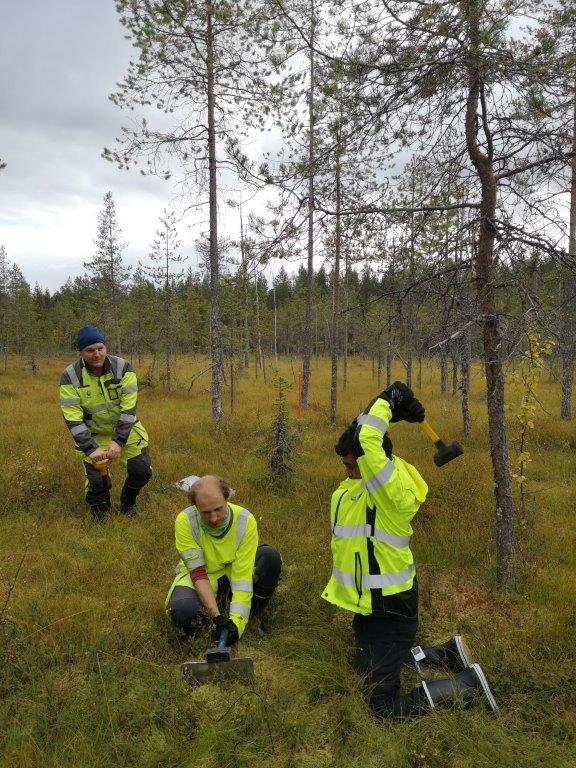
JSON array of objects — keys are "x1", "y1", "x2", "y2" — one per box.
[
  {"x1": 330, "y1": 132, "x2": 342, "y2": 427},
  {"x1": 405, "y1": 172, "x2": 417, "y2": 390},
  {"x1": 273, "y1": 282, "x2": 278, "y2": 360},
  {"x1": 450, "y1": 345, "x2": 459, "y2": 395},
  {"x1": 164, "y1": 238, "x2": 172, "y2": 392},
  {"x1": 255, "y1": 277, "x2": 266, "y2": 383},
  {"x1": 301, "y1": 0, "x2": 315, "y2": 408},
  {"x1": 165, "y1": 284, "x2": 172, "y2": 392},
  {"x1": 460, "y1": 327, "x2": 472, "y2": 437},
  {"x1": 561, "y1": 71, "x2": 576, "y2": 420},
  {"x1": 439, "y1": 348, "x2": 448, "y2": 394},
  {"x1": 386, "y1": 313, "x2": 393, "y2": 387},
  {"x1": 206, "y1": 5, "x2": 223, "y2": 427},
  {"x1": 240, "y1": 206, "x2": 250, "y2": 369},
  {"x1": 343, "y1": 246, "x2": 349, "y2": 391},
  {"x1": 466, "y1": 6, "x2": 515, "y2": 590}
]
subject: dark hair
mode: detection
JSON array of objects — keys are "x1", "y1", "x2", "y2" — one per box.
[
  {"x1": 335, "y1": 419, "x2": 393, "y2": 460},
  {"x1": 335, "y1": 422, "x2": 357, "y2": 456},
  {"x1": 187, "y1": 476, "x2": 231, "y2": 505}
]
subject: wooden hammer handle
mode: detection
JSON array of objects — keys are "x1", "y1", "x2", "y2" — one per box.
[{"x1": 419, "y1": 420, "x2": 441, "y2": 444}]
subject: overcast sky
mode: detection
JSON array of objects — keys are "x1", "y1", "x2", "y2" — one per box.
[{"x1": 0, "y1": 0, "x2": 267, "y2": 292}]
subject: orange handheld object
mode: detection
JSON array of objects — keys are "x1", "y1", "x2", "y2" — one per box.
[{"x1": 91, "y1": 457, "x2": 110, "y2": 477}]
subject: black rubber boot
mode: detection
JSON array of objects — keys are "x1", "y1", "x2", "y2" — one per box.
[
  {"x1": 120, "y1": 484, "x2": 144, "y2": 518},
  {"x1": 120, "y1": 501, "x2": 144, "y2": 518},
  {"x1": 421, "y1": 663, "x2": 499, "y2": 712},
  {"x1": 90, "y1": 503, "x2": 110, "y2": 523},
  {"x1": 411, "y1": 635, "x2": 470, "y2": 674},
  {"x1": 250, "y1": 594, "x2": 272, "y2": 637},
  {"x1": 120, "y1": 450, "x2": 152, "y2": 517}
]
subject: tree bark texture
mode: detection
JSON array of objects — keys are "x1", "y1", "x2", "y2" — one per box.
[
  {"x1": 561, "y1": 72, "x2": 576, "y2": 420},
  {"x1": 466, "y1": 3, "x2": 515, "y2": 590},
  {"x1": 330, "y1": 137, "x2": 341, "y2": 427},
  {"x1": 301, "y1": 1, "x2": 316, "y2": 408},
  {"x1": 206, "y1": 6, "x2": 223, "y2": 427}
]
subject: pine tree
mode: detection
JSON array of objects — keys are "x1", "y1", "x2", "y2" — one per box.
[
  {"x1": 141, "y1": 210, "x2": 186, "y2": 390},
  {"x1": 0, "y1": 245, "x2": 10, "y2": 371},
  {"x1": 84, "y1": 191, "x2": 130, "y2": 353},
  {"x1": 7, "y1": 265, "x2": 36, "y2": 359},
  {"x1": 105, "y1": 0, "x2": 273, "y2": 426},
  {"x1": 294, "y1": 0, "x2": 576, "y2": 589}
]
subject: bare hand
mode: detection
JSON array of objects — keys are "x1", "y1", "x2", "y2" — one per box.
[
  {"x1": 106, "y1": 441, "x2": 122, "y2": 461},
  {"x1": 88, "y1": 447, "x2": 108, "y2": 462}
]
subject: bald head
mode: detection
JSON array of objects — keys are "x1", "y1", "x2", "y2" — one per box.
[{"x1": 188, "y1": 475, "x2": 231, "y2": 528}]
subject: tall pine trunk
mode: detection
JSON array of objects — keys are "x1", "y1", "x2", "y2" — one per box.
[
  {"x1": 343, "y1": 245, "x2": 350, "y2": 391},
  {"x1": 301, "y1": 0, "x2": 316, "y2": 408},
  {"x1": 330, "y1": 132, "x2": 342, "y2": 427},
  {"x1": 466, "y1": 5, "x2": 515, "y2": 590},
  {"x1": 561, "y1": 73, "x2": 576, "y2": 420},
  {"x1": 207, "y1": 5, "x2": 223, "y2": 427},
  {"x1": 240, "y1": 207, "x2": 251, "y2": 369}
]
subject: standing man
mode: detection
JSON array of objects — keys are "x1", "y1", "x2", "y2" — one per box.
[
  {"x1": 59, "y1": 325, "x2": 152, "y2": 522},
  {"x1": 322, "y1": 382, "x2": 497, "y2": 719},
  {"x1": 166, "y1": 475, "x2": 282, "y2": 644}
]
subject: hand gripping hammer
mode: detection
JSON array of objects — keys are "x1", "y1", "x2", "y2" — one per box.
[{"x1": 419, "y1": 421, "x2": 463, "y2": 467}]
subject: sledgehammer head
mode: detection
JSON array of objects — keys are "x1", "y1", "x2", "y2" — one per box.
[{"x1": 433, "y1": 439, "x2": 464, "y2": 467}]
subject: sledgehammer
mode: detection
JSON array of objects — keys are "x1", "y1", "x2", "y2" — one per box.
[
  {"x1": 419, "y1": 421, "x2": 463, "y2": 467},
  {"x1": 180, "y1": 628, "x2": 254, "y2": 687}
]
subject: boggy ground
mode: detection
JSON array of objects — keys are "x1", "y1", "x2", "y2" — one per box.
[{"x1": 0, "y1": 355, "x2": 574, "y2": 768}]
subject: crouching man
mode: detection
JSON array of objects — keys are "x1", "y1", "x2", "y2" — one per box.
[{"x1": 166, "y1": 475, "x2": 282, "y2": 644}]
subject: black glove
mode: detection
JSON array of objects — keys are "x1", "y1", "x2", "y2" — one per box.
[
  {"x1": 380, "y1": 381, "x2": 425, "y2": 423},
  {"x1": 212, "y1": 615, "x2": 239, "y2": 646}
]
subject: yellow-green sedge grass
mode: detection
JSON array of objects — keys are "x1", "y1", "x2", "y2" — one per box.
[{"x1": 0, "y1": 355, "x2": 573, "y2": 767}]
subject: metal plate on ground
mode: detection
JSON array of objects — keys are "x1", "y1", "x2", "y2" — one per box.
[{"x1": 181, "y1": 657, "x2": 254, "y2": 687}]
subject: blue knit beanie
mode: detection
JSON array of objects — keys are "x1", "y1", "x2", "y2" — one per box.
[{"x1": 76, "y1": 325, "x2": 106, "y2": 350}]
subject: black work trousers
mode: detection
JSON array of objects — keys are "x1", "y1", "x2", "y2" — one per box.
[
  {"x1": 352, "y1": 582, "x2": 428, "y2": 720},
  {"x1": 83, "y1": 447, "x2": 152, "y2": 507},
  {"x1": 168, "y1": 544, "x2": 282, "y2": 636}
]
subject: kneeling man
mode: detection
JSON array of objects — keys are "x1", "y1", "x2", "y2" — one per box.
[{"x1": 166, "y1": 475, "x2": 281, "y2": 644}]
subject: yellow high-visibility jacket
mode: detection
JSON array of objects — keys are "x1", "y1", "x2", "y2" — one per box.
[
  {"x1": 167, "y1": 502, "x2": 258, "y2": 637},
  {"x1": 59, "y1": 355, "x2": 146, "y2": 455},
  {"x1": 322, "y1": 397, "x2": 428, "y2": 615}
]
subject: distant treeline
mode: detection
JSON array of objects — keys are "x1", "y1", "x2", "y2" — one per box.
[{"x1": 0, "y1": 249, "x2": 565, "y2": 370}]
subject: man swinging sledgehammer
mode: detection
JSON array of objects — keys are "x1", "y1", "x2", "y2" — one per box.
[{"x1": 322, "y1": 381, "x2": 498, "y2": 719}]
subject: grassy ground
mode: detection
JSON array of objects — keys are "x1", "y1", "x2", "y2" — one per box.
[{"x1": 0, "y1": 355, "x2": 574, "y2": 767}]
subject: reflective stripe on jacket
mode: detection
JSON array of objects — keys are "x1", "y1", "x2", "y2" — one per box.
[
  {"x1": 322, "y1": 397, "x2": 428, "y2": 615},
  {"x1": 167, "y1": 502, "x2": 258, "y2": 637},
  {"x1": 59, "y1": 355, "x2": 142, "y2": 454}
]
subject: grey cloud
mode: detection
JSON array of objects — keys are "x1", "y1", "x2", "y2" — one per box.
[{"x1": 0, "y1": 1, "x2": 171, "y2": 209}]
